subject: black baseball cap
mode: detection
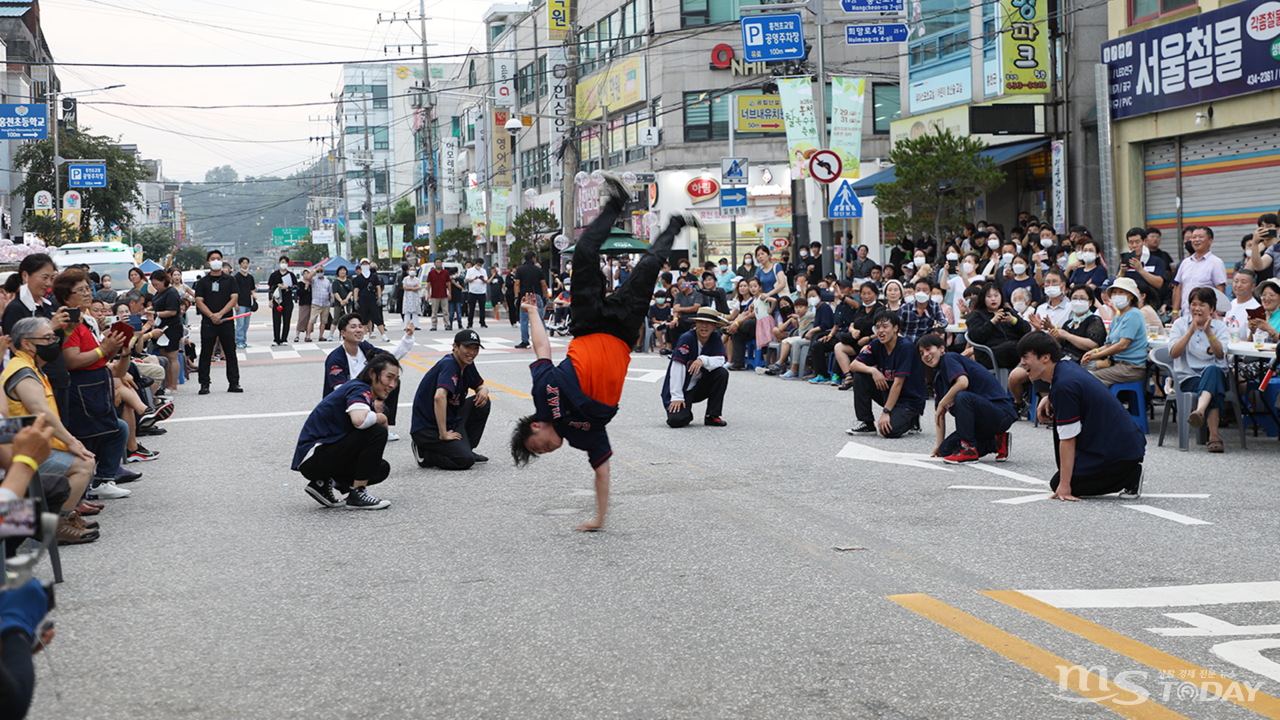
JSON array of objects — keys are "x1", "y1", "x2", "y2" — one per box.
[{"x1": 454, "y1": 329, "x2": 484, "y2": 348}]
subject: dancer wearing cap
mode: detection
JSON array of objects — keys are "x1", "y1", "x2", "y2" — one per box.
[
  {"x1": 323, "y1": 312, "x2": 415, "y2": 441},
  {"x1": 410, "y1": 329, "x2": 491, "y2": 470},
  {"x1": 662, "y1": 307, "x2": 731, "y2": 428},
  {"x1": 511, "y1": 173, "x2": 696, "y2": 531}
]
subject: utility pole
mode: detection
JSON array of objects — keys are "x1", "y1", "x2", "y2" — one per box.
[
  {"x1": 361, "y1": 72, "x2": 375, "y2": 261},
  {"x1": 560, "y1": 4, "x2": 581, "y2": 253}
]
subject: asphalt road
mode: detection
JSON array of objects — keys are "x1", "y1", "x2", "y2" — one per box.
[{"x1": 24, "y1": 309, "x2": 1280, "y2": 719}]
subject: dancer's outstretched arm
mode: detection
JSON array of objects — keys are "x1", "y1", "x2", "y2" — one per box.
[{"x1": 521, "y1": 293, "x2": 552, "y2": 361}]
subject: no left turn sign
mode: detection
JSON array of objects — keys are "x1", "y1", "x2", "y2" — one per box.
[{"x1": 809, "y1": 150, "x2": 842, "y2": 183}]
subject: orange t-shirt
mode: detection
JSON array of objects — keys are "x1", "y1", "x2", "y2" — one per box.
[{"x1": 566, "y1": 334, "x2": 631, "y2": 407}]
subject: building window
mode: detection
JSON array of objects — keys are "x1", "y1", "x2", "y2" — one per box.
[
  {"x1": 468, "y1": 60, "x2": 477, "y2": 87},
  {"x1": 682, "y1": 91, "x2": 728, "y2": 142},
  {"x1": 537, "y1": 55, "x2": 548, "y2": 97},
  {"x1": 372, "y1": 85, "x2": 388, "y2": 108},
  {"x1": 872, "y1": 84, "x2": 900, "y2": 134},
  {"x1": 373, "y1": 171, "x2": 388, "y2": 195},
  {"x1": 518, "y1": 62, "x2": 537, "y2": 106},
  {"x1": 451, "y1": 116, "x2": 461, "y2": 138},
  {"x1": 373, "y1": 127, "x2": 389, "y2": 150},
  {"x1": 1129, "y1": 0, "x2": 1196, "y2": 24},
  {"x1": 343, "y1": 84, "x2": 371, "y2": 95},
  {"x1": 681, "y1": 0, "x2": 745, "y2": 28}
]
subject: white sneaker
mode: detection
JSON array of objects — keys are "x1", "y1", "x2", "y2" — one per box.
[
  {"x1": 387, "y1": 431, "x2": 400, "y2": 442},
  {"x1": 87, "y1": 480, "x2": 131, "y2": 499}
]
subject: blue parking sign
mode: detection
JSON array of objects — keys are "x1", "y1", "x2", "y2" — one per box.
[
  {"x1": 68, "y1": 164, "x2": 107, "y2": 188},
  {"x1": 741, "y1": 13, "x2": 806, "y2": 63}
]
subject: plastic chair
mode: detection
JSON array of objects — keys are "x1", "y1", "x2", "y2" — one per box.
[
  {"x1": 743, "y1": 340, "x2": 760, "y2": 369},
  {"x1": 639, "y1": 325, "x2": 654, "y2": 354},
  {"x1": 1151, "y1": 347, "x2": 1247, "y2": 451},
  {"x1": 26, "y1": 476, "x2": 61, "y2": 584},
  {"x1": 1109, "y1": 380, "x2": 1150, "y2": 434},
  {"x1": 964, "y1": 334, "x2": 1010, "y2": 389}
]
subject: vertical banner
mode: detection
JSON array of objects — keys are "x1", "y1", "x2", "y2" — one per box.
[
  {"x1": 474, "y1": 107, "x2": 488, "y2": 191},
  {"x1": 1050, "y1": 140, "x2": 1067, "y2": 236},
  {"x1": 466, "y1": 188, "x2": 485, "y2": 223},
  {"x1": 441, "y1": 137, "x2": 460, "y2": 214},
  {"x1": 374, "y1": 225, "x2": 389, "y2": 260},
  {"x1": 777, "y1": 77, "x2": 820, "y2": 179},
  {"x1": 548, "y1": 46, "x2": 570, "y2": 189},
  {"x1": 494, "y1": 57, "x2": 515, "y2": 107},
  {"x1": 391, "y1": 225, "x2": 405, "y2": 258},
  {"x1": 829, "y1": 77, "x2": 866, "y2": 179},
  {"x1": 491, "y1": 110, "x2": 512, "y2": 188},
  {"x1": 1001, "y1": 0, "x2": 1049, "y2": 93},
  {"x1": 490, "y1": 189, "x2": 509, "y2": 237},
  {"x1": 548, "y1": 0, "x2": 569, "y2": 41}
]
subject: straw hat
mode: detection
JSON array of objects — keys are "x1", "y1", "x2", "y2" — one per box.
[{"x1": 690, "y1": 307, "x2": 729, "y2": 326}]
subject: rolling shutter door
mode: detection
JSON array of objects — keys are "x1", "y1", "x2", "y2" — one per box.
[{"x1": 1142, "y1": 140, "x2": 1177, "y2": 234}]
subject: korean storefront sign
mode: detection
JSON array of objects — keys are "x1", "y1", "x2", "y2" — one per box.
[
  {"x1": 576, "y1": 57, "x2": 647, "y2": 121},
  {"x1": 1001, "y1": 0, "x2": 1050, "y2": 93}
]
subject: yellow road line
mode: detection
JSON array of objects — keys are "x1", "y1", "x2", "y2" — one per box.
[
  {"x1": 985, "y1": 591, "x2": 1280, "y2": 716},
  {"x1": 399, "y1": 357, "x2": 532, "y2": 399},
  {"x1": 888, "y1": 594, "x2": 1192, "y2": 720}
]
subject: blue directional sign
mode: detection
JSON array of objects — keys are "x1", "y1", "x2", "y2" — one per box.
[
  {"x1": 741, "y1": 13, "x2": 806, "y2": 63},
  {"x1": 67, "y1": 164, "x2": 107, "y2": 188},
  {"x1": 845, "y1": 23, "x2": 909, "y2": 45},
  {"x1": 0, "y1": 104, "x2": 47, "y2": 140},
  {"x1": 841, "y1": 0, "x2": 905, "y2": 11},
  {"x1": 720, "y1": 187, "x2": 747, "y2": 216},
  {"x1": 829, "y1": 180, "x2": 863, "y2": 219}
]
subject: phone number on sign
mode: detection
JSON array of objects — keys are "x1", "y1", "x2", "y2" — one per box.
[
  {"x1": 1247, "y1": 70, "x2": 1278, "y2": 86},
  {"x1": 1004, "y1": 80, "x2": 1048, "y2": 90}
]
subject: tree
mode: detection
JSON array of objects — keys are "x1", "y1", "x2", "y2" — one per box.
[
  {"x1": 132, "y1": 226, "x2": 175, "y2": 262},
  {"x1": 204, "y1": 165, "x2": 238, "y2": 184},
  {"x1": 13, "y1": 125, "x2": 148, "y2": 244},
  {"x1": 873, "y1": 127, "x2": 1005, "y2": 241},
  {"x1": 288, "y1": 240, "x2": 329, "y2": 265},
  {"x1": 173, "y1": 245, "x2": 208, "y2": 270},
  {"x1": 508, "y1": 208, "x2": 559, "y2": 266},
  {"x1": 371, "y1": 198, "x2": 418, "y2": 252},
  {"x1": 435, "y1": 227, "x2": 476, "y2": 260},
  {"x1": 23, "y1": 213, "x2": 78, "y2": 246}
]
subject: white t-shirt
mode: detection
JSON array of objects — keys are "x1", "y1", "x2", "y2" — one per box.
[
  {"x1": 346, "y1": 350, "x2": 366, "y2": 380},
  {"x1": 1226, "y1": 297, "x2": 1261, "y2": 333},
  {"x1": 466, "y1": 266, "x2": 487, "y2": 294},
  {"x1": 1035, "y1": 298, "x2": 1074, "y2": 328},
  {"x1": 947, "y1": 275, "x2": 966, "y2": 320}
]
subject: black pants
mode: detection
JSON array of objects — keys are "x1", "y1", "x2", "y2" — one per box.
[
  {"x1": 272, "y1": 300, "x2": 293, "y2": 344},
  {"x1": 666, "y1": 366, "x2": 729, "y2": 427},
  {"x1": 937, "y1": 391, "x2": 1017, "y2": 456},
  {"x1": 569, "y1": 196, "x2": 678, "y2": 347},
  {"x1": 0, "y1": 627, "x2": 35, "y2": 720},
  {"x1": 1050, "y1": 459, "x2": 1143, "y2": 496},
  {"x1": 853, "y1": 372, "x2": 919, "y2": 438},
  {"x1": 199, "y1": 319, "x2": 239, "y2": 386},
  {"x1": 298, "y1": 424, "x2": 390, "y2": 492},
  {"x1": 975, "y1": 340, "x2": 1022, "y2": 370},
  {"x1": 730, "y1": 319, "x2": 756, "y2": 363},
  {"x1": 383, "y1": 383, "x2": 400, "y2": 426},
  {"x1": 467, "y1": 292, "x2": 488, "y2": 327},
  {"x1": 809, "y1": 336, "x2": 839, "y2": 376},
  {"x1": 412, "y1": 397, "x2": 490, "y2": 470}
]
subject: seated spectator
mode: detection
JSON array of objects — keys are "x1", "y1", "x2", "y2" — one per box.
[
  {"x1": 930, "y1": 283, "x2": 954, "y2": 325},
  {"x1": 1244, "y1": 213, "x2": 1280, "y2": 283},
  {"x1": 900, "y1": 278, "x2": 947, "y2": 345},
  {"x1": 1028, "y1": 268, "x2": 1073, "y2": 330},
  {"x1": 918, "y1": 334, "x2": 1014, "y2": 463},
  {"x1": 1082, "y1": 277, "x2": 1149, "y2": 386},
  {"x1": 882, "y1": 279, "x2": 905, "y2": 315},
  {"x1": 696, "y1": 271, "x2": 729, "y2": 314},
  {"x1": 808, "y1": 280, "x2": 859, "y2": 385},
  {"x1": 775, "y1": 287, "x2": 831, "y2": 379},
  {"x1": 665, "y1": 277, "x2": 701, "y2": 350},
  {"x1": 966, "y1": 282, "x2": 1031, "y2": 369},
  {"x1": 722, "y1": 280, "x2": 754, "y2": 364},
  {"x1": 1068, "y1": 238, "x2": 1108, "y2": 289},
  {"x1": 1009, "y1": 287, "x2": 1033, "y2": 318},
  {"x1": 847, "y1": 310, "x2": 925, "y2": 437},
  {"x1": 648, "y1": 290, "x2": 673, "y2": 355},
  {"x1": 1247, "y1": 278, "x2": 1280, "y2": 344},
  {"x1": 1168, "y1": 287, "x2": 1231, "y2": 453},
  {"x1": 1226, "y1": 269, "x2": 1260, "y2": 336},
  {"x1": 551, "y1": 283, "x2": 571, "y2": 328},
  {"x1": 766, "y1": 294, "x2": 799, "y2": 350},
  {"x1": 1019, "y1": 332, "x2": 1146, "y2": 500},
  {"x1": 1002, "y1": 254, "x2": 1041, "y2": 306}
]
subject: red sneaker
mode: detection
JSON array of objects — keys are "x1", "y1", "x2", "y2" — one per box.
[
  {"x1": 995, "y1": 432, "x2": 1011, "y2": 462},
  {"x1": 944, "y1": 443, "x2": 980, "y2": 464}
]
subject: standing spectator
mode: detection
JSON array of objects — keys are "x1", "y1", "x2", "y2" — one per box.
[
  {"x1": 368, "y1": 263, "x2": 389, "y2": 341},
  {"x1": 1172, "y1": 225, "x2": 1228, "y2": 318},
  {"x1": 754, "y1": 245, "x2": 788, "y2": 301},
  {"x1": 1244, "y1": 214, "x2": 1280, "y2": 283},
  {"x1": 128, "y1": 266, "x2": 152, "y2": 304},
  {"x1": 723, "y1": 279, "x2": 754, "y2": 366},
  {"x1": 331, "y1": 265, "x2": 354, "y2": 319},
  {"x1": 448, "y1": 269, "x2": 466, "y2": 331},
  {"x1": 1082, "y1": 277, "x2": 1149, "y2": 386},
  {"x1": 424, "y1": 257, "x2": 450, "y2": 331},
  {"x1": 293, "y1": 268, "x2": 313, "y2": 343},
  {"x1": 149, "y1": 270, "x2": 184, "y2": 393},
  {"x1": 900, "y1": 278, "x2": 948, "y2": 345},
  {"x1": 352, "y1": 259, "x2": 378, "y2": 338},
  {"x1": 847, "y1": 311, "x2": 926, "y2": 437},
  {"x1": 466, "y1": 258, "x2": 489, "y2": 328},
  {"x1": 513, "y1": 250, "x2": 548, "y2": 349},
  {"x1": 488, "y1": 264, "x2": 505, "y2": 323},
  {"x1": 194, "y1": 250, "x2": 242, "y2": 395},
  {"x1": 1118, "y1": 227, "x2": 1167, "y2": 299},
  {"x1": 504, "y1": 262, "x2": 519, "y2": 325},
  {"x1": 2, "y1": 254, "x2": 70, "y2": 416},
  {"x1": 1001, "y1": 254, "x2": 1040, "y2": 305},
  {"x1": 648, "y1": 290, "x2": 673, "y2": 354},
  {"x1": 233, "y1": 257, "x2": 256, "y2": 348},
  {"x1": 267, "y1": 256, "x2": 296, "y2": 346},
  {"x1": 918, "y1": 334, "x2": 1014, "y2": 464},
  {"x1": 400, "y1": 264, "x2": 421, "y2": 331},
  {"x1": 309, "y1": 265, "x2": 332, "y2": 341},
  {"x1": 661, "y1": 308, "x2": 730, "y2": 428},
  {"x1": 1019, "y1": 332, "x2": 1146, "y2": 500},
  {"x1": 410, "y1": 329, "x2": 491, "y2": 469},
  {"x1": 735, "y1": 251, "x2": 755, "y2": 279},
  {"x1": 1169, "y1": 286, "x2": 1231, "y2": 453},
  {"x1": 848, "y1": 245, "x2": 878, "y2": 279}
]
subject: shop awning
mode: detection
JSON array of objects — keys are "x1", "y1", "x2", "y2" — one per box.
[
  {"x1": 849, "y1": 139, "x2": 1050, "y2": 197},
  {"x1": 564, "y1": 228, "x2": 651, "y2": 255}
]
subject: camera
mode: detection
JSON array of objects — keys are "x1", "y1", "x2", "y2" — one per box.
[{"x1": 1, "y1": 498, "x2": 59, "y2": 610}]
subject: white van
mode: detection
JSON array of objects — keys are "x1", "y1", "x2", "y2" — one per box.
[{"x1": 48, "y1": 241, "x2": 139, "y2": 286}]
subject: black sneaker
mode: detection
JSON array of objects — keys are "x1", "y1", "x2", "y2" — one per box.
[
  {"x1": 198, "y1": 384, "x2": 210, "y2": 395},
  {"x1": 1119, "y1": 468, "x2": 1144, "y2": 499},
  {"x1": 846, "y1": 423, "x2": 875, "y2": 434},
  {"x1": 228, "y1": 384, "x2": 243, "y2": 393},
  {"x1": 600, "y1": 172, "x2": 629, "y2": 209},
  {"x1": 705, "y1": 416, "x2": 728, "y2": 427},
  {"x1": 305, "y1": 479, "x2": 345, "y2": 508},
  {"x1": 345, "y1": 486, "x2": 390, "y2": 510},
  {"x1": 138, "y1": 425, "x2": 167, "y2": 436},
  {"x1": 908, "y1": 417, "x2": 923, "y2": 435},
  {"x1": 471, "y1": 453, "x2": 489, "y2": 463},
  {"x1": 514, "y1": 342, "x2": 531, "y2": 349},
  {"x1": 138, "y1": 400, "x2": 175, "y2": 428},
  {"x1": 728, "y1": 362, "x2": 746, "y2": 371}
]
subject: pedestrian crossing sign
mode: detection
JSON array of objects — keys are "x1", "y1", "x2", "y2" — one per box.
[
  {"x1": 721, "y1": 157, "x2": 749, "y2": 186},
  {"x1": 829, "y1": 179, "x2": 862, "y2": 219}
]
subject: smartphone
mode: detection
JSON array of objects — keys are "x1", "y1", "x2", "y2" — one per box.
[
  {"x1": 65, "y1": 308, "x2": 81, "y2": 324},
  {"x1": 127, "y1": 313, "x2": 144, "y2": 331},
  {"x1": 110, "y1": 321, "x2": 136, "y2": 344},
  {"x1": 0, "y1": 499, "x2": 36, "y2": 538},
  {"x1": 0, "y1": 415, "x2": 37, "y2": 445},
  {"x1": 1264, "y1": 228, "x2": 1278, "y2": 239}
]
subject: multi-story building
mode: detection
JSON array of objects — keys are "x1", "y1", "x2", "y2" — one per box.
[
  {"x1": 0, "y1": 0, "x2": 58, "y2": 239},
  {"x1": 1100, "y1": 0, "x2": 1280, "y2": 255},
  {"x1": 432, "y1": 0, "x2": 901, "y2": 265}
]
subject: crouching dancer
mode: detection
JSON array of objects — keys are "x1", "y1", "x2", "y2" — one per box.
[{"x1": 916, "y1": 333, "x2": 1015, "y2": 463}]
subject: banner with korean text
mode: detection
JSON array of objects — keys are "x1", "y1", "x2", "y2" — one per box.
[
  {"x1": 441, "y1": 137, "x2": 461, "y2": 214},
  {"x1": 777, "y1": 77, "x2": 820, "y2": 179},
  {"x1": 830, "y1": 77, "x2": 865, "y2": 179},
  {"x1": 1000, "y1": 0, "x2": 1049, "y2": 94},
  {"x1": 548, "y1": 45, "x2": 570, "y2": 189}
]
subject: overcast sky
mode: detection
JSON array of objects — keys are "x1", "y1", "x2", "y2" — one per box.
[{"x1": 41, "y1": 0, "x2": 490, "y2": 182}]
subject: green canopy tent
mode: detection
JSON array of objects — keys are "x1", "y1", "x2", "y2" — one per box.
[{"x1": 563, "y1": 227, "x2": 651, "y2": 256}]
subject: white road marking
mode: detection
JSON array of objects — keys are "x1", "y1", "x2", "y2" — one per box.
[
  {"x1": 966, "y1": 463, "x2": 1045, "y2": 486},
  {"x1": 1123, "y1": 504, "x2": 1212, "y2": 526},
  {"x1": 993, "y1": 493, "x2": 1053, "y2": 504},
  {"x1": 836, "y1": 441, "x2": 954, "y2": 472},
  {"x1": 166, "y1": 402, "x2": 415, "y2": 424},
  {"x1": 1212, "y1": 639, "x2": 1280, "y2": 684},
  {"x1": 1021, "y1": 581, "x2": 1280, "y2": 609},
  {"x1": 948, "y1": 485, "x2": 1046, "y2": 493},
  {"x1": 626, "y1": 369, "x2": 666, "y2": 383},
  {"x1": 1147, "y1": 612, "x2": 1280, "y2": 637}
]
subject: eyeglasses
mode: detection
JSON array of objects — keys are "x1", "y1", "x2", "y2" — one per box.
[
  {"x1": 73, "y1": 287, "x2": 93, "y2": 296},
  {"x1": 29, "y1": 335, "x2": 56, "y2": 343}
]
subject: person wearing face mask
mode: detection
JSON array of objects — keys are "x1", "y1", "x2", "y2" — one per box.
[
  {"x1": 905, "y1": 250, "x2": 934, "y2": 286},
  {"x1": 292, "y1": 268, "x2": 313, "y2": 343},
  {"x1": 193, "y1": 250, "x2": 242, "y2": 394},
  {"x1": 806, "y1": 280, "x2": 859, "y2": 385},
  {"x1": 96, "y1": 273, "x2": 118, "y2": 307},
  {"x1": 1081, "y1": 277, "x2": 1149, "y2": 387},
  {"x1": 1068, "y1": 240, "x2": 1108, "y2": 289},
  {"x1": 899, "y1": 278, "x2": 948, "y2": 346},
  {"x1": 1028, "y1": 268, "x2": 1073, "y2": 332},
  {"x1": 233, "y1": 258, "x2": 257, "y2": 348},
  {"x1": 1002, "y1": 254, "x2": 1041, "y2": 306},
  {"x1": 774, "y1": 287, "x2": 832, "y2": 380},
  {"x1": 401, "y1": 264, "x2": 422, "y2": 332},
  {"x1": 736, "y1": 252, "x2": 755, "y2": 279},
  {"x1": 1008, "y1": 284, "x2": 1108, "y2": 416},
  {"x1": 308, "y1": 266, "x2": 332, "y2": 341},
  {"x1": 715, "y1": 259, "x2": 735, "y2": 293},
  {"x1": 267, "y1": 256, "x2": 297, "y2": 346}
]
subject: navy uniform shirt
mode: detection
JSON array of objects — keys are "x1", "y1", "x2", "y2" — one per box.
[
  {"x1": 856, "y1": 337, "x2": 927, "y2": 413},
  {"x1": 411, "y1": 354, "x2": 483, "y2": 437},
  {"x1": 529, "y1": 357, "x2": 618, "y2": 469},
  {"x1": 661, "y1": 328, "x2": 727, "y2": 406},
  {"x1": 1047, "y1": 359, "x2": 1146, "y2": 475},
  {"x1": 292, "y1": 381, "x2": 376, "y2": 469},
  {"x1": 934, "y1": 353, "x2": 1015, "y2": 415},
  {"x1": 323, "y1": 341, "x2": 380, "y2": 397}
]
